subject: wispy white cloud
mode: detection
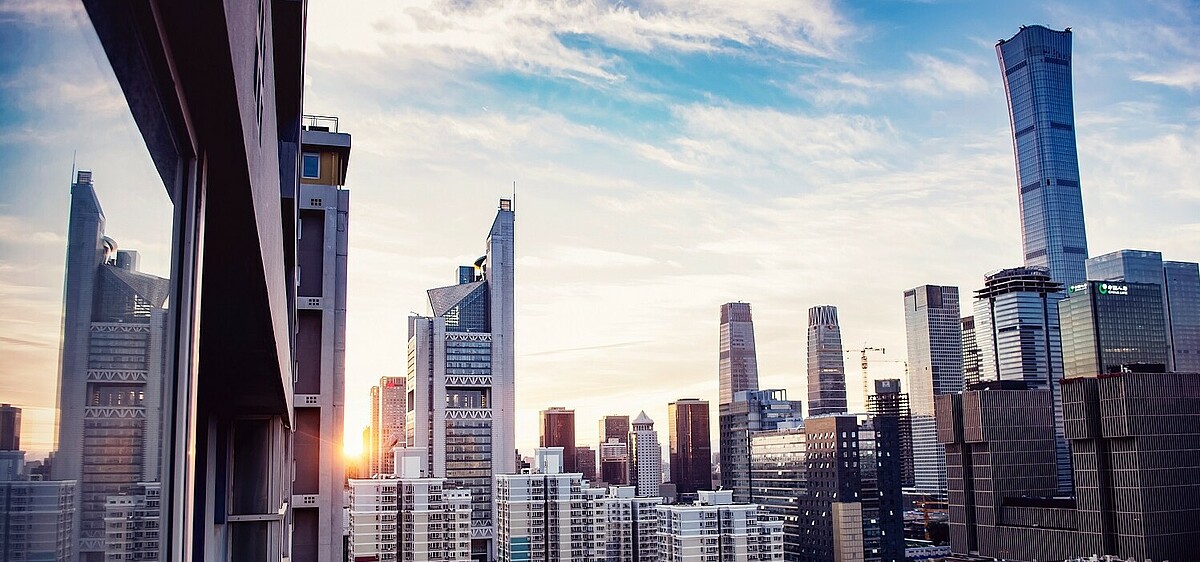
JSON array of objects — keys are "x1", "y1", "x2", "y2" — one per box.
[
  {"x1": 899, "y1": 53, "x2": 990, "y2": 97},
  {"x1": 1133, "y1": 64, "x2": 1200, "y2": 92}
]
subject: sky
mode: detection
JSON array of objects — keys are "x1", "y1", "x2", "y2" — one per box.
[{"x1": 1, "y1": 0, "x2": 1198, "y2": 460}]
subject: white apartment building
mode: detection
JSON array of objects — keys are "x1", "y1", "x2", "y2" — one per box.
[
  {"x1": 348, "y1": 448, "x2": 472, "y2": 562},
  {"x1": 629, "y1": 411, "x2": 662, "y2": 498},
  {"x1": 104, "y1": 482, "x2": 161, "y2": 561},
  {"x1": 601, "y1": 486, "x2": 662, "y2": 562},
  {"x1": 495, "y1": 448, "x2": 605, "y2": 562},
  {"x1": 657, "y1": 490, "x2": 784, "y2": 562}
]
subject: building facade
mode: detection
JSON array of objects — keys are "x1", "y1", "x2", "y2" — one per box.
[
  {"x1": 600, "y1": 486, "x2": 661, "y2": 562},
  {"x1": 371, "y1": 376, "x2": 406, "y2": 476},
  {"x1": 719, "y1": 389, "x2": 802, "y2": 503},
  {"x1": 903, "y1": 285, "x2": 962, "y2": 496},
  {"x1": 719, "y1": 302, "x2": 760, "y2": 406},
  {"x1": 629, "y1": 412, "x2": 662, "y2": 498},
  {"x1": 807, "y1": 306, "x2": 847, "y2": 416},
  {"x1": 407, "y1": 200, "x2": 516, "y2": 559},
  {"x1": 866, "y1": 379, "x2": 914, "y2": 488},
  {"x1": 1060, "y1": 281, "x2": 1169, "y2": 378},
  {"x1": 0, "y1": 479, "x2": 76, "y2": 561},
  {"x1": 960, "y1": 316, "x2": 981, "y2": 388},
  {"x1": 494, "y1": 448, "x2": 605, "y2": 562},
  {"x1": 997, "y1": 25, "x2": 1089, "y2": 287},
  {"x1": 539, "y1": 407, "x2": 577, "y2": 474},
  {"x1": 103, "y1": 482, "x2": 160, "y2": 562},
  {"x1": 667, "y1": 399, "x2": 712, "y2": 499},
  {"x1": 0, "y1": 404, "x2": 18, "y2": 452},
  {"x1": 973, "y1": 266, "x2": 1071, "y2": 492},
  {"x1": 575, "y1": 446, "x2": 597, "y2": 482},
  {"x1": 749, "y1": 425, "x2": 806, "y2": 561},
  {"x1": 656, "y1": 490, "x2": 784, "y2": 562},
  {"x1": 52, "y1": 170, "x2": 169, "y2": 559},
  {"x1": 599, "y1": 415, "x2": 631, "y2": 486}
]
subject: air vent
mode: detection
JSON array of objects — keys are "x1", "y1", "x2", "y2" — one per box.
[
  {"x1": 309, "y1": 198, "x2": 322, "y2": 207},
  {"x1": 295, "y1": 394, "x2": 320, "y2": 407}
]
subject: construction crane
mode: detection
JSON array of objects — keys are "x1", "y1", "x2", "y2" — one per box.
[{"x1": 846, "y1": 346, "x2": 885, "y2": 406}]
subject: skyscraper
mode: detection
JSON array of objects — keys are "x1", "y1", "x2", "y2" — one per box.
[
  {"x1": 540, "y1": 406, "x2": 577, "y2": 473},
  {"x1": 1085, "y1": 249, "x2": 1200, "y2": 372},
  {"x1": 667, "y1": 399, "x2": 712, "y2": 498},
  {"x1": 997, "y1": 25, "x2": 1089, "y2": 287},
  {"x1": 866, "y1": 379, "x2": 914, "y2": 488},
  {"x1": 629, "y1": 411, "x2": 662, "y2": 498},
  {"x1": 719, "y1": 302, "x2": 759, "y2": 406},
  {"x1": 0, "y1": 404, "x2": 19, "y2": 452},
  {"x1": 599, "y1": 415, "x2": 631, "y2": 485},
  {"x1": 407, "y1": 199, "x2": 515, "y2": 559},
  {"x1": 806, "y1": 305, "x2": 847, "y2": 416},
  {"x1": 960, "y1": 316, "x2": 981, "y2": 387},
  {"x1": 372, "y1": 376, "x2": 405, "y2": 476},
  {"x1": 291, "y1": 118, "x2": 352, "y2": 562},
  {"x1": 1060, "y1": 281, "x2": 1169, "y2": 378},
  {"x1": 53, "y1": 170, "x2": 169, "y2": 559},
  {"x1": 719, "y1": 389, "x2": 802, "y2": 503},
  {"x1": 903, "y1": 285, "x2": 962, "y2": 495},
  {"x1": 973, "y1": 266, "x2": 1071, "y2": 492}
]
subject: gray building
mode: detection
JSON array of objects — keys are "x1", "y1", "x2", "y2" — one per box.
[
  {"x1": 903, "y1": 285, "x2": 962, "y2": 496},
  {"x1": 997, "y1": 25, "x2": 1089, "y2": 287},
  {"x1": 866, "y1": 379, "x2": 913, "y2": 488},
  {"x1": 52, "y1": 170, "x2": 169, "y2": 559},
  {"x1": 719, "y1": 302, "x2": 760, "y2": 406},
  {"x1": 1085, "y1": 249, "x2": 1200, "y2": 372},
  {"x1": 103, "y1": 482, "x2": 160, "y2": 561},
  {"x1": 290, "y1": 118, "x2": 352, "y2": 562},
  {"x1": 0, "y1": 479, "x2": 76, "y2": 561},
  {"x1": 806, "y1": 306, "x2": 847, "y2": 416},
  {"x1": 749, "y1": 424, "x2": 806, "y2": 561},
  {"x1": 629, "y1": 412, "x2": 662, "y2": 498},
  {"x1": 937, "y1": 372, "x2": 1200, "y2": 561},
  {"x1": 960, "y1": 316, "x2": 981, "y2": 387},
  {"x1": 719, "y1": 389, "x2": 802, "y2": 503},
  {"x1": 972, "y1": 266, "x2": 1072, "y2": 492},
  {"x1": 407, "y1": 199, "x2": 516, "y2": 560},
  {"x1": 1060, "y1": 281, "x2": 1169, "y2": 378}
]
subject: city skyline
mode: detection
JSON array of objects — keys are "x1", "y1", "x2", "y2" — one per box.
[{"x1": 2, "y1": 2, "x2": 1200, "y2": 459}]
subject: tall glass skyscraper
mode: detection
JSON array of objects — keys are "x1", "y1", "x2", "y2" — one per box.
[
  {"x1": 718, "y1": 302, "x2": 759, "y2": 406},
  {"x1": 1060, "y1": 281, "x2": 1169, "y2": 378},
  {"x1": 997, "y1": 26, "x2": 1089, "y2": 287},
  {"x1": 806, "y1": 305, "x2": 847, "y2": 416}
]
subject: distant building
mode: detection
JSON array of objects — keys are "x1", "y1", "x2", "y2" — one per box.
[
  {"x1": 719, "y1": 302, "x2": 760, "y2": 406},
  {"x1": 599, "y1": 415, "x2": 631, "y2": 486},
  {"x1": 867, "y1": 379, "x2": 914, "y2": 488},
  {"x1": 0, "y1": 404, "x2": 19, "y2": 451},
  {"x1": 960, "y1": 317, "x2": 981, "y2": 387},
  {"x1": 997, "y1": 25, "x2": 1089, "y2": 287},
  {"x1": 576, "y1": 446, "x2": 597, "y2": 482},
  {"x1": 539, "y1": 407, "x2": 577, "y2": 473},
  {"x1": 667, "y1": 399, "x2": 712, "y2": 499},
  {"x1": 807, "y1": 306, "x2": 847, "y2": 416},
  {"x1": 495, "y1": 448, "x2": 605, "y2": 562},
  {"x1": 600, "y1": 486, "x2": 661, "y2": 562},
  {"x1": 656, "y1": 490, "x2": 784, "y2": 561},
  {"x1": 629, "y1": 411, "x2": 662, "y2": 498},
  {"x1": 903, "y1": 285, "x2": 962, "y2": 497},
  {"x1": 103, "y1": 482, "x2": 160, "y2": 562},
  {"x1": 1084, "y1": 249, "x2": 1200, "y2": 372},
  {"x1": 937, "y1": 372, "x2": 1200, "y2": 561},
  {"x1": 347, "y1": 448, "x2": 472, "y2": 562},
  {"x1": 973, "y1": 266, "x2": 1072, "y2": 492},
  {"x1": 719, "y1": 389, "x2": 802, "y2": 503},
  {"x1": 1060, "y1": 281, "x2": 1169, "y2": 378},
  {"x1": 749, "y1": 424, "x2": 806, "y2": 560},
  {"x1": 0, "y1": 479, "x2": 76, "y2": 561},
  {"x1": 372, "y1": 376, "x2": 406, "y2": 476}
]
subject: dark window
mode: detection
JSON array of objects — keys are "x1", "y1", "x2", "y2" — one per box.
[{"x1": 301, "y1": 153, "x2": 319, "y2": 179}]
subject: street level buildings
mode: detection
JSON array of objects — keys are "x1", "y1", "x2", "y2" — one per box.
[
  {"x1": 495, "y1": 448, "x2": 605, "y2": 562},
  {"x1": 656, "y1": 490, "x2": 784, "y2": 562},
  {"x1": 629, "y1": 411, "x2": 662, "y2": 498},
  {"x1": 807, "y1": 306, "x2": 848, "y2": 416},
  {"x1": 407, "y1": 199, "x2": 515, "y2": 559},
  {"x1": 997, "y1": 25, "x2": 1089, "y2": 287},
  {"x1": 53, "y1": 170, "x2": 169, "y2": 559},
  {"x1": 667, "y1": 399, "x2": 712, "y2": 499}
]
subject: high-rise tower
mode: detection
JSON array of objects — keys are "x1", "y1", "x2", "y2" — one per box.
[
  {"x1": 667, "y1": 399, "x2": 712, "y2": 499},
  {"x1": 53, "y1": 171, "x2": 169, "y2": 559},
  {"x1": 540, "y1": 407, "x2": 577, "y2": 473},
  {"x1": 628, "y1": 411, "x2": 662, "y2": 498},
  {"x1": 806, "y1": 306, "x2": 847, "y2": 416},
  {"x1": 903, "y1": 285, "x2": 962, "y2": 495},
  {"x1": 719, "y1": 302, "x2": 759, "y2": 406},
  {"x1": 407, "y1": 199, "x2": 515, "y2": 560},
  {"x1": 997, "y1": 26, "x2": 1089, "y2": 287}
]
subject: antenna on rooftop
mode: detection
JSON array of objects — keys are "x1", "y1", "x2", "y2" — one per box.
[{"x1": 70, "y1": 149, "x2": 77, "y2": 187}]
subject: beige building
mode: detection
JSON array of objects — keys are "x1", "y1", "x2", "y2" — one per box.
[
  {"x1": 656, "y1": 490, "x2": 784, "y2": 562},
  {"x1": 495, "y1": 448, "x2": 606, "y2": 562},
  {"x1": 600, "y1": 486, "x2": 661, "y2": 562}
]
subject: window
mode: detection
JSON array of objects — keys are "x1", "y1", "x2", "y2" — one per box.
[{"x1": 302, "y1": 152, "x2": 320, "y2": 179}]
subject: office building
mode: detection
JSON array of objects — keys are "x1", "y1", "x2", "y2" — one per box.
[
  {"x1": 539, "y1": 406, "x2": 577, "y2": 473},
  {"x1": 369, "y1": 385, "x2": 381, "y2": 476},
  {"x1": 807, "y1": 306, "x2": 847, "y2": 416},
  {"x1": 600, "y1": 486, "x2": 661, "y2": 562},
  {"x1": 960, "y1": 317, "x2": 981, "y2": 387},
  {"x1": 0, "y1": 404, "x2": 18, "y2": 452},
  {"x1": 749, "y1": 424, "x2": 806, "y2": 561},
  {"x1": 667, "y1": 399, "x2": 712, "y2": 498},
  {"x1": 656, "y1": 490, "x2": 784, "y2": 562},
  {"x1": 289, "y1": 116, "x2": 353, "y2": 562},
  {"x1": 370, "y1": 376, "x2": 406, "y2": 476},
  {"x1": 903, "y1": 285, "x2": 962, "y2": 496},
  {"x1": 629, "y1": 411, "x2": 662, "y2": 498},
  {"x1": 407, "y1": 199, "x2": 515, "y2": 559},
  {"x1": 495, "y1": 448, "x2": 605, "y2": 562},
  {"x1": 347, "y1": 449, "x2": 472, "y2": 562},
  {"x1": 997, "y1": 25, "x2": 1089, "y2": 287},
  {"x1": 937, "y1": 372, "x2": 1200, "y2": 561},
  {"x1": 0, "y1": 479, "x2": 76, "y2": 561},
  {"x1": 103, "y1": 482, "x2": 160, "y2": 561},
  {"x1": 576, "y1": 446, "x2": 597, "y2": 482},
  {"x1": 859, "y1": 417, "x2": 905, "y2": 562},
  {"x1": 80, "y1": 2, "x2": 323, "y2": 557},
  {"x1": 52, "y1": 170, "x2": 169, "y2": 559},
  {"x1": 719, "y1": 389, "x2": 802, "y2": 503},
  {"x1": 1085, "y1": 249, "x2": 1200, "y2": 372},
  {"x1": 719, "y1": 302, "x2": 760, "y2": 406},
  {"x1": 973, "y1": 266, "x2": 1071, "y2": 492},
  {"x1": 599, "y1": 415, "x2": 631, "y2": 485},
  {"x1": 1060, "y1": 281, "x2": 1169, "y2": 378},
  {"x1": 866, "y1": 379, "x2": 913, "y2": 488}
]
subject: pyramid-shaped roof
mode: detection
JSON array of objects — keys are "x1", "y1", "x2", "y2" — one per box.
[
  {"x1": 427, "y1": 280, "x2": 486, "y2": 318},
  {"x1": 633, "y1": 410, "x2": 653, "y2": 425},
  {"x1": 102, "y1": 265, "x2": 170, "y2": 308}
]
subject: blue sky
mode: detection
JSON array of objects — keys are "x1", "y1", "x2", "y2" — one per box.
[{"x1": 1, "y1": 0, "x2": 1198, "y2": 457}]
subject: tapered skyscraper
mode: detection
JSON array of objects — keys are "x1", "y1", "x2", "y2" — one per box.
[
  {"x1": 807, "y1": 305, "x2": 847, "y2": 416},
  {"x1": 718, "y1": 302, "x2": 759, "y2": 406},
  {"x1": 997, "y1": 26, "x2": 1089, "y2": 287},
  {"x1": 407, "y1": 199, "x2": 515, "y2": 560}
]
